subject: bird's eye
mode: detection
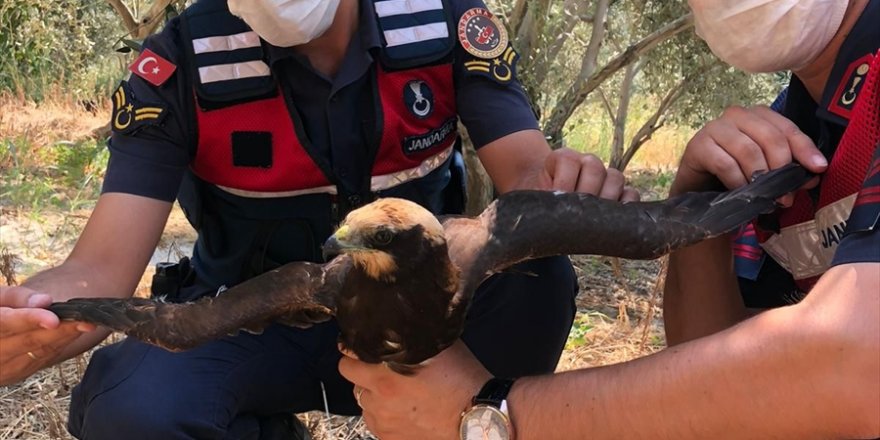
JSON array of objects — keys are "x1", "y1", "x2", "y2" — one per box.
[{"x1": 374, "y1": 229, "x2": 393, "y2": 245}]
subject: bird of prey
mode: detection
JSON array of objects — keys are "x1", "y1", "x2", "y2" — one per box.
[{"x1": 50, "y1": 164, "x2": 811, "y2": 373}]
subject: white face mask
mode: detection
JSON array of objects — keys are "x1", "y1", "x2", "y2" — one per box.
[
  {"x1": 228, "y1": 0, "x2": 342, "y2": 47},
  {"x1": 689, "y1": 0, "x2": 848, "y2": 73}
]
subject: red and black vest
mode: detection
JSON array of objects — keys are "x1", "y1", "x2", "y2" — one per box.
[
  {"x1": 747, "y1": 51, "x2": 880, "y2": 292},
  {"x1": 182, "y1": 0, "x2": 458, "y2": 202}
]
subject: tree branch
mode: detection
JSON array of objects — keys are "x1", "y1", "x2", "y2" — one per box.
[
  {"x1": 544, "y1": 12, "x2": 694, "y2": 145},
  {"x1": 107, "y1": 0, "x2": 139, "y2": 37}
]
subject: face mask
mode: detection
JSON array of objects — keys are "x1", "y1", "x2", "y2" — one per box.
[
  {"x1": 228, "y1": 0, "x2": 341, "y2": 47},
  {"x1": 689, "y1": 0, "x2": 848, "y2": 73}
]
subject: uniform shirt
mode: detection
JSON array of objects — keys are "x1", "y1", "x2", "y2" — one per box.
[
  {"x1": 102, "y1": 0, "x2": 538, "y2": 202},
  {"x1": 738, "y1": 1, "x2": 880, "y2": 308}
]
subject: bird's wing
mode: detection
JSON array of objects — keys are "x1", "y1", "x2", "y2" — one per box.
[
  {"x1": 49, "y1": 256, "x2": 352, "y2": 351},
  {"x1": 450, "y1": 163, "x2": 812, "y2": 301}
]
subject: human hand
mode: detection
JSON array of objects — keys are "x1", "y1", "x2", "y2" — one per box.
[
  {"x1": 338, "y1": 340, "x2": 492, "y2": 440},
  {"x1": 536, "y1": 147, "x2": 640, "y2": 201},
  {"x1": 672, "y1": 105, "x2": 828, "y2": 199},
  {"x1": 0, "y1": 285, "x2": 94, "y2": 385}
]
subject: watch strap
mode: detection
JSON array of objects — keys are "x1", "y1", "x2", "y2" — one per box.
[{"x1": 473, "y1": 378, "x2": 515, "y2": 408}]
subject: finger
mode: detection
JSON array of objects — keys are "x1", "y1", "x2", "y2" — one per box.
[
  {"x1": 0, "y1": 307, "x2": 60, "y2": 336},
  {"x1": 337, "y1": 343, "x2": 359, "y2": 360},
  {"x1": 752, "y1": 106, "x2": 826, "y2": 172},
  {"x1": 0, "y1": 323, "x2": 84, "y2": 360},
  {"x1": 597, "y1": 168, "x2": 625, "y2": 201},
  {"x1": 710, "y1": 118, "x2": 770, "y2": 183},
  {"x1": 729, "y1": 106, "x2": 793, "y2": 171},
  {"x1": 621, "y1": 186, "x2": 641, "y2": 203},
  {"x1": 573, "y1": 154, "x2": 608, "y2": 195},
  {"x1": 547, "y1": 153, "x2": 582, "y2": 192},
  {"x1": 0, "y1": 286, "x2": 52, "y2": 309},
  {"x1": 690, "y1": 140, "x2": 749, "y2": 189},
  {"x1": 338, "y1": 355, "x2": 376, "y2": 386}
]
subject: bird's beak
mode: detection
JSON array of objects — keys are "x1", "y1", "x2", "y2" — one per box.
[{"x1": 323, "y1": 225, "x2": 358, "y2": 261}]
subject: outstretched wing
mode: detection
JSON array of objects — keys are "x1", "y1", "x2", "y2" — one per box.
[
  {"x1": 449, "y1": 163, "x2": 812, "y2": 299},
  {"x1": 49, "y1": 257, "x2": 352, "y2": 351}
]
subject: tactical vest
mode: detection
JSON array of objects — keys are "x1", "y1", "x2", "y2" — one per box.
[
  {"x1": 176, "y1": 0, "x2": 462, "y2": 289},
  {"x1": 183, "y1": 0, "x2": 458, "y2": 199},
  {"x1": 754, "y1": 51, "x2": 880, "y2": 292}
]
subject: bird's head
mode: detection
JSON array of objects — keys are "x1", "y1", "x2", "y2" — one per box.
[{"x1": 322, "y1": 198, "x2": 447, "y2": 282}]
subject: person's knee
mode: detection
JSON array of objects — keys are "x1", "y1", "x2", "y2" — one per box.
[{"x1": 71, "y1": 388, "x2": 224, "y2": 440}]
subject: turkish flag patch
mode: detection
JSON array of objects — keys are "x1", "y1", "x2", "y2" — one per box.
[{"x1": 129, "y1": 48, "x2": 176, "y2": 87}]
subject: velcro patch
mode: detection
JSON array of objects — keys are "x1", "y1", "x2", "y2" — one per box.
[
  {"x1": 111, "y1": 82, "x2": 167, "y2": 135},
  {"x1": 403, "y1": 117, "x2": 457, "y2": 155},
  {"x1": 463, "y1": 45, "x2": 519, "y2": 84},
  {"x1": 231, "y1": 131, "x2": 273, "y2": 168}
]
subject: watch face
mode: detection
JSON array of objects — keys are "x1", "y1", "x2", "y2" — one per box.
[{"x1": 460, "y1": 405, "x2": 511, "y2": 440}]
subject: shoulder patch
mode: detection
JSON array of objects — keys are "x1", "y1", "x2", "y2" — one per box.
[
  {"x1": 457, "y1": 8, "x2": 508, "y2": 59},
  {"x1": 129, "y1": 48, "x2": 177, "y2": 87},
  {"x1": 463, "y1": 44, "x2": 519, "y2": 85},
  {"x1": 827, "y1": 53, "x2": 874, "y2": 120},
  {"x1": 111, "y1": 82, "x2": 167, "y2": 135}
]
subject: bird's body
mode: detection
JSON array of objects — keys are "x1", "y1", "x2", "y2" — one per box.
[
  {"x1": 50, "y1": 164, "x2": 813, "y2": 372},
  {"x1": 328, "y1": 199, "x2": 463, "y2": 372}
]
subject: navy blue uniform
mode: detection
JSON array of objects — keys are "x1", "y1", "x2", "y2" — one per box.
[
  {"x1": 68, "y1": 2, "x2": 578, "y2": 439},
  {"x1": 737, "y1": 1, "x2": 880, "y2": 308}
]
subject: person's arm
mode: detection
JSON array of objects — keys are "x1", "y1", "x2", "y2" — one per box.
[
  {"x1": 339, "y1": 261, "x2": 880, "y2": 439},
  {"x1": 511, "y1": 262, "x2": 878, "y2": 439},
  {"x1": 0, "y1": 22, "x2": 191, "y2": 385},
  {"x1": 0, "y1": 194, "x2": 173, "y2": 385},
  {"x1": 663, "y1": 105, "x2": 827, "y2": 345}
]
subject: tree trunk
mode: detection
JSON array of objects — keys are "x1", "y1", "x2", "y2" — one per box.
[
  {"x1": 544, "y1": 13, "x2": 693, "y2": 146},
  {"x1": 458, "y1": 124, "x2": 494, "y2": 216},
  {"x1": 613, "y1": 61, "x2": 717, "y2": 171},
  {"x1": 609, "y1": 62, "x2": 639, "y2": 168}
]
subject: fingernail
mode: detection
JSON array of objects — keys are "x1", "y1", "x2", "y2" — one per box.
[
  {"x1": 76, "y1": 324, "x2": 94, "y2": 332},
  {"x1": 813, "y1": 154, "x2": 828, "y2": 168},
  {"x1": 27, "y1": 294, "x2": 51, "y2": 308},
  {"x1": 39, "y1": 321, "x2": 54, "y2": 330}
]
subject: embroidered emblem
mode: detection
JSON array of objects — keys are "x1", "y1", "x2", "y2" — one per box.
[
  {"x1": 403, "y1": 117, "x2": 457, "y2": 155},
  {"x1": 129, "y1": 48, "x2": 177, "y2": 87},
  {"x1": 828, "y1": 53, "x2": 874, "y2": 119},
  {"x1": 457, "y1": 8, "x2": 508, "y2": 59},
  {"x1": 464, "y1": 45, "x2": 519, "y2": 84},
  {"x1": 404, "y1": 80, "x2": 434, "y2": 119},
  {"x1": 111, "y1": 82, "x2": 167, "y2": 135}
]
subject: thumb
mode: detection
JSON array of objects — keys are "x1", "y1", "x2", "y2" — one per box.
[{"x1": 0, "y1": 286, "x2": 52, "y2": 309}]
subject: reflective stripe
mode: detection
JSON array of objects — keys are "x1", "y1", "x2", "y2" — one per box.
[
  {"x1": 216, "y1": 146, "x2": 454, "y2": 198},
  {"x1": 374, "y1": 0, "x2": 443, "y2": 16},
  {"x1": 383, "y1": 22, "x2": 449, "y2": 47},
  {"x1": 760, "y1": 193, "x2": 858, "y2": 280},
  {"x1": 218, "y1": 183, "x2": 337, "y2": 199},
  {"x1": 192, "y1": 31, "x2": 261, "y2": 54},
  {"x1": 198, "y1": 60, "x2": 270, "y2": 84}
]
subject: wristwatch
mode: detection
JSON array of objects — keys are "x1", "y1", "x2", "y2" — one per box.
[{"x1": 459, "y1": 378, "x2": 516, "y2": 440}]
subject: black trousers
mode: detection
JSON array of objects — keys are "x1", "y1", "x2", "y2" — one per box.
[{"x1": 67, "y1": 256, "x2": 577, "y2": 440}]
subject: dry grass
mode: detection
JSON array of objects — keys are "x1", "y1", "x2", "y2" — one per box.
[
  {"x1": 0, "y1": 92, "x2": 109, "y2": 148},
  {"x1": 0, "y1": 96, "x2": 671, "y2": 439}
]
